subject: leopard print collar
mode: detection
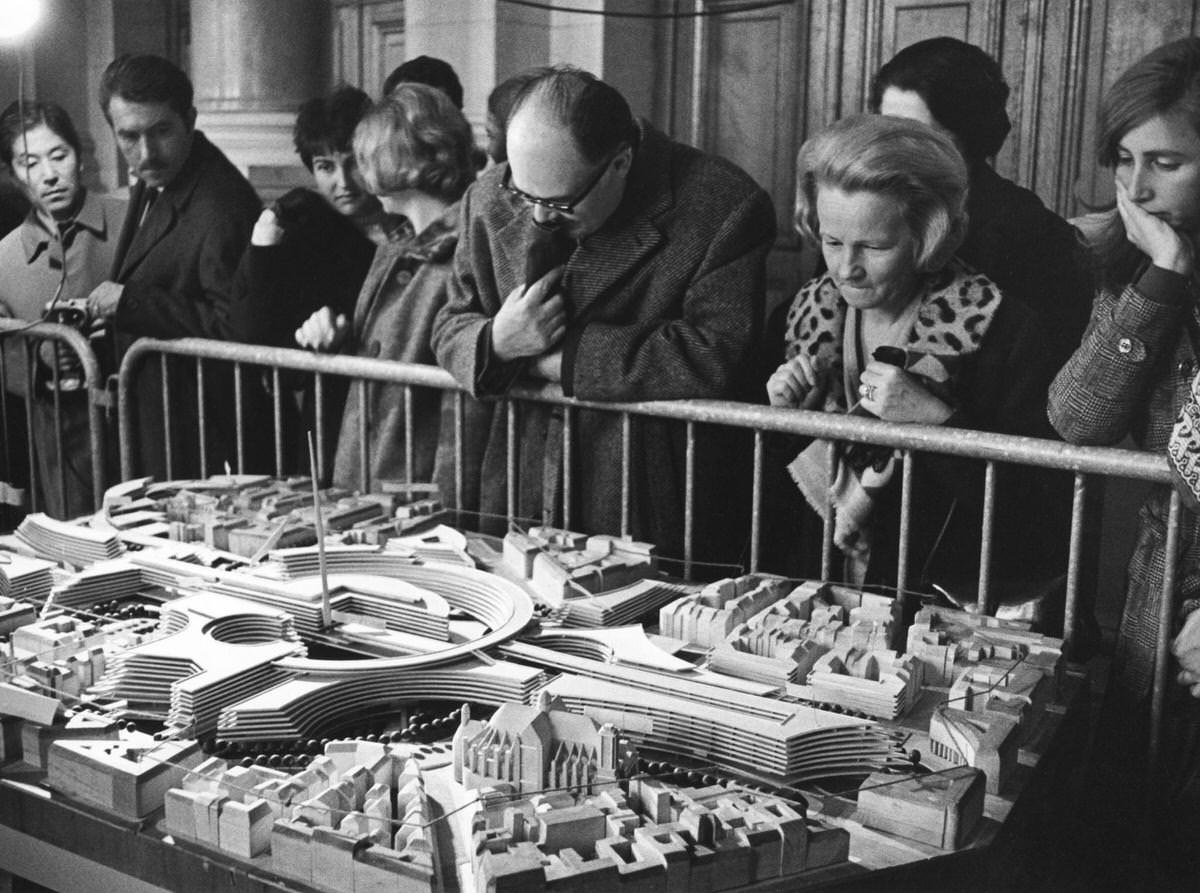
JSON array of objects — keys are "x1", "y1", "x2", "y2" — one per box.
[{"x1": 783, "y1": 258, "x2": 1005, "y2": 411}]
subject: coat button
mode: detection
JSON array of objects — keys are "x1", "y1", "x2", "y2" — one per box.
[
  {"x1": 368, "y1": 341, "x2": 382, "y2": 358},
  {"x1": 1117, "y1": 337, "x2": 1133, "y2": 354}
]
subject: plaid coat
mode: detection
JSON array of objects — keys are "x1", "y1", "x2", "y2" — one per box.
[
  {"x1": 1049, "y1": 275, "x2": 1200, "y2": 700},
  {"x1": 432, "y1": 122, "x2": 776, "y2": 564}
]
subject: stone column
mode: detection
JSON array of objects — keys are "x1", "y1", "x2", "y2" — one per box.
[{"x1": 189, "y1": 0, "x2": 331, "y2": 183}]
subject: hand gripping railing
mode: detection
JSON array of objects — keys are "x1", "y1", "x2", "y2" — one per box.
[
  {"x1": 0, "y1": 318, "x2": 109, "y2": 515},
  {"x1": 116, "y1": 336, "x2": 1180, "y2": 788}
]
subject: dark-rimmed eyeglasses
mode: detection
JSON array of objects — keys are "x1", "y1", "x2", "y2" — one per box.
[{"x1": 502, "y1": 153, "x2": 616, "y2": 215}]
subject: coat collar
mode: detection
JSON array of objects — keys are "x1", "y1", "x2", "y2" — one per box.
[
  {"x1": 493, "y1": 119, "x2": 671, "y2": 318},
  {"x1": 19, "y1": 189, "x2": 110, "y2": 263},
  {"x1": 115, "y1": 130, "x2": 213, "y2": 278},
  {"x1": 786, "y1": 259, "x2": 1004, "y2": 411},
  {"x1": 354, "y1": 200, "x2": 462, "y2": 334}
]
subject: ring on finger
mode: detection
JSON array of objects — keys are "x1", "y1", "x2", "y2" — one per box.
[{"x1": 860, "y1": 383, "x2": 876, "y2": 402}]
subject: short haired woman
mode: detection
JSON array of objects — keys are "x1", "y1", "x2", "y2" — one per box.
[
  {"x1": 230, "y1": 86, "x2": 388, "y2": 477},
  {"x1": 296, "y1": 84, "x2": 487, "y2": 510},
  {"x1": 767, "y1": 114, "x2": 1063, "y2": 594}
]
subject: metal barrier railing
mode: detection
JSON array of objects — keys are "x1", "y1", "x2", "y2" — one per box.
[
  {"x1": 117, "y1": 336, "x2": 1180, "y2": 782},
  {"x1": 0, "y1": 318, "x2": 110, "y2": 517}
]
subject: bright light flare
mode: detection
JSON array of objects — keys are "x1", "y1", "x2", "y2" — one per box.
[{"x1": 0, "y1": 0, "x2": 42, "y2": 41}]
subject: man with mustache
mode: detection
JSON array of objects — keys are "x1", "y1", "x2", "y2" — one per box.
[
  {"x1": 86, "y1": 54, "x2": 262, "y2": 480},
  {"x1": 432, "y1": 66, "x2": 775, "y2": 567}
]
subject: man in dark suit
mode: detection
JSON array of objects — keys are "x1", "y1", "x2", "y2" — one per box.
[
  {"x1": 86, "y1": 54, "x2": 262, "y2": 481},
  {"x1": 432, "y1": 66, "x2": 775, "y2": 570}
]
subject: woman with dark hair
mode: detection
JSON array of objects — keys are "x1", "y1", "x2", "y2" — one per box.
[
  {"x1": 768, "y1": 115, "x2": 1063, "y2": 595},
  {"x1": 1050, "y1": 38, "x2": 1200, "y2": 872},
  {"x1": 870, "y1": 37, "x2": 1093, "y2": 362},
  {"x1": 0, "y1": 100, "x2": 125, "y2": 517},
  {"x1": 230, "y1": 86, "x2": 391, "y2": 476},
  {"x1": 232, "y1": 85, "x2": 386, "y2": 349},
  {"x1": 296, "y1": 84, "x2": 488, "y2": 510}
]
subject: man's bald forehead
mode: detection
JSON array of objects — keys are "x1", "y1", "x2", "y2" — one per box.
[
  {"x1": 507, "y1": 95, "x2": 585, "y2": 159},
  {"x1": 505, "y1": 67, "x2": 636, "y2": 164}
]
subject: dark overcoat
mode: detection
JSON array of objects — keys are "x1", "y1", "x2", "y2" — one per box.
[
  {"x1": 110, "y1": 130, "x2": 263, "y2": 479},
  {"x1": 432, "y1": 122, "x2": 776, "y2": 566}
]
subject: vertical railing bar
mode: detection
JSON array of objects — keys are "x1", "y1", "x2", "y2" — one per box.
[
  {"x1": 161, "y1": 355, "x2": 173, "y2": 481},
  {"x1": 821, "y1": 442, "x2": 836, "y2": 582},
  {"x1": 233, "y1": 362, "x2": 246, "y2": 474},
  {"x1": 314, "y1": 373, "x2": 326, "y2": 482},
  {"x1": 506, "y1": 401, "x2": 517, "y2": 528},
  {"x1": 272, "y1": 368, "x2": 284, "y2": 477},
  {"x1": 195, "y1": 357, "x2": 207, "y2": 477},
  {"x1": 561, "y1": 406, "x2": 573, "y2": 528},
  {"x1": 0, "y1": 341, "x2": 11, "y2": 509},
  {"x1": 454, "y1": 391, "x2": 465, "y2": 525},
  {"x1": 684, "y1": 421, "x2": 695, "y2": 580},
  {"x1": 357, "y1": 378, "x2": 369, "y2": 493},
  {"x1": 50, "y1": 344, "x2": 67, "y2": 516},
  {"x1": 896, "y1": 448, "x2": 913, "y2": 600},
  {"x1": 1063, "y1": 472, "x2": 1087, "y2": 654},
  {"x1": 620, "y1": 413, "x2": 631, "y2": 538},
  {"x1": 1149, "y1": 488, "x2": 1183, "y2": 795},
  {"x1": 750, "y1": 430, "x2": 763, "y2": 573},
  {"x1": 23, "y1": 340, "x2": 36, "y2": 508},
  {"x1": 24, "y1": 342, "x2": 37, "y2": 513},
  {"x1": 87, "y1": 363, "x2": 105, "y2": 511},
  {"x1": 976, "y1": 461, "x2": 997, "y2": 615},
  {"x1": 404, "y1": 384, "x2": 414, "y2": 486}
]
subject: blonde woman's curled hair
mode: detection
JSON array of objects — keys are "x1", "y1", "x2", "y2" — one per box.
[
  {"x1": 353, "y1": 82, "x2": 475, "y2": 202},
  {"x1": 794, "y1": 114, "x2": 969, "y2": 273}
]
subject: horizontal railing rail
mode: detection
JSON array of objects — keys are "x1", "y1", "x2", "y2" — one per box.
[{"x1": 116, "y1": 335, "x2": 1181, "y2": 789}]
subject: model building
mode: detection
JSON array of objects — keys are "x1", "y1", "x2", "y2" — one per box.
[{"x1": 0, "y1": 475, "x2": 1076, "y2": 890}]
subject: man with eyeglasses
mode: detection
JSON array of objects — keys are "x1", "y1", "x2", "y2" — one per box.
[{"x1": 433, "y1": 66, "x2": 775, "y2": 566}]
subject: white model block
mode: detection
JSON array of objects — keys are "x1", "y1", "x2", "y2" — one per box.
[
  {"x1": 545, "y1": 848, "x2": 622, "y2": 889},
  {"x1": 272, "y1": 819, "x2": 315, "y2": 885},
  {"x1": 804, "y1": 821, "x2": 850, "y2": 868},
  {"x1": 164, "y1": 787, "x2": 199, "y2": 841},
  {"x1": 217, "y1": 765, "x2": 256, "y2": 802},
  {"x1": 219, "y1": 797, "x2": 274, "y2": 859},
  {"x1": 19, "y1": 712, "x2": 120, "y2": 770},
  {"x1": 345, "y1": 764, "x2": 373, "y2": 809},
  {"x1": 594, "y1": 837, "x2": 667, "y2": 887},
  {"x1": 192, "y1": 791, "x2": 225, "y2": 847},
  {"x1": 325, "y1": 738, "x2": 387, "y2": 775},
  {"x1": 46, "y1": 738, "x2": 203, "y2": 819},
  {"x1": 253, "y1": 778, "x2": 305, "y2": 819},
  {"x1": 354, "y1": 844, "x2": 436, "y2": 893},
  {"x1": 181, "y1": 756, "x2": 227, "y2": 794},
  {"x1": 296, "y1": 783, "x2": 351, "y2": 828},
  {"x1": 312, "y1": 827, "x2": 370, "y2": 892},
  {"x1": 363, "y1": 784, "x2": 394, "y2": 839}
]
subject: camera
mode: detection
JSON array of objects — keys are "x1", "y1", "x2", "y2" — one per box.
[
  {"x1": 43, "y1": 297, "x2": 89, "y2": 330},
  {"x1": 40, "y1": 298, "x2": 93, "y2": 392}
]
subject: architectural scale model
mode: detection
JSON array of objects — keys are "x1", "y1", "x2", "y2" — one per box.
[
  {"x1": 906, "y1": 604, "x2": 1063, "y2": 687},
  {"x1": 0, "y1": 475, "x2": 1078, "y2": 888},
  {"x1": 926, "y1": 707, "x2": 1019, "y2": 794},
  {"x1": 806, "y1": 646, "x2": 923, "y2": 720},
  {"x1": 502, "y1": 527, "x2": 656, "y2": 605}
]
